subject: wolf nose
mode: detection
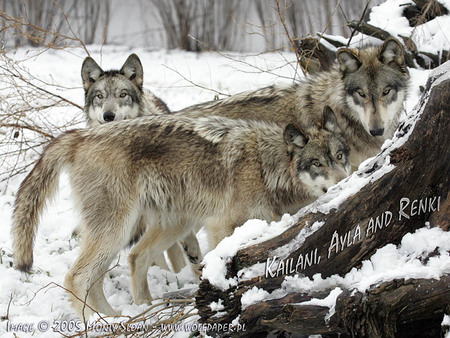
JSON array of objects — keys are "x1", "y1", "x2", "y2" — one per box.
[
  {"x1": 370, "y1": 128, "x2": 384, "y2": 136},
  {"x1": 103, "y1": 111, "x2": 115, "y2": 122}
]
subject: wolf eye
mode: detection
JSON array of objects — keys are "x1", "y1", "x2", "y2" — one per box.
[
  {"x1": 119, "y1": 92, "x2": 127, "y2": 98},
  {"x1": 312, "y1": 160, "x2": 321, "y2": 167},
  {"x1": 382, "y1": 88, "x2": 391, "y2": 96},
  {"x1": 336, "y1": 152, "x2": 343, "y2": 160},
  {"x1": 356, "y1": 90, "x2": 366, "y2": 98},
  {"x1": 96, "y1": 94, "x2": 103, "y2": 100}
]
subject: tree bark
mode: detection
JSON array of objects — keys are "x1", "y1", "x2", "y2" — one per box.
[{"x1": 195, "y1": 71, "x2": 450, "y2": 336}]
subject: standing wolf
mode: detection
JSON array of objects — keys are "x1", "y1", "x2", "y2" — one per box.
[
  {"x1": 176, "y1": 38, "x2": 409, "y2": 169},
  {"x1": 81, "y1": 53, "x2": 184, "y2": 271},
  {"x1": 82, "y1": 53, "x2": 170, "y2": 126},
  {"x1": 12, "y1": 112, "x2": 350, "y2": 318}
]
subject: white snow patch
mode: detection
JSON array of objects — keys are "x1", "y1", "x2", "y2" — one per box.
[
  {"x1": 444, "y1": 314, "x2": 450, "y2": 338},
  {"x1": 294, "y1": 287, "x2": 343, "y2": 323},
  {"x1": 442, "y1": 314, "x2": 450, "y2": 326},
  {"x1": 240, "y1": 286, "x2": 271, "y2": 310},
  {"x1": 202, "y1": 214, "x2": 296, "y2": 290},
  {"x1": 209, "y1": 299, "x2": 225, "y2": 312}
]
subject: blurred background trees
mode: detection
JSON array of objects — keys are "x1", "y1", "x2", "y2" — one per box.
[{"x1": 0, "y1": 0, "x2": 384, "y2": 52}]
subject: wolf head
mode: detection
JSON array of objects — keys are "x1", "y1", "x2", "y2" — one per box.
[
  {"x1": 337, "y1": 38, "x2": 409, "y2": 137},
  {"x1": 81, "y1": 54, "x2": 144, "y2": 126},
  {"x1": 284, "y1": 107, "x2": 351, "y2": 197}
]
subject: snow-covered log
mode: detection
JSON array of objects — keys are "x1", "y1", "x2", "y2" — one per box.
[
  {"x1": 301, "y1": 0, "x2": 450, "y2": 72},
  {"x1": 195, "y1": 64, "x2": 450, "y2": 336}
]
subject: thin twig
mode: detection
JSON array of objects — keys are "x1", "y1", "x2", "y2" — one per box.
[
  {"x1": 347, "y1": 0, "x2": 372, "y2": 47},
  {"x1": 162, "y1": 64, "x2": 231, "y2": 98},
  {"x1": 275, "y1": 0, "x2": 305, "y2": 76}
]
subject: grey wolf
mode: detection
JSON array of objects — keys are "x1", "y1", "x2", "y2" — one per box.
[
  {"x1": 176, "y1": 38, "x2": 409, "y2": 169},
  {"x1": 82, "y1": 53, "x2": 180, "y2": 272},
  {"x1": 82, "y1": 53, "x2": 169, "y2": 126},
  {"x1": 12, "y1": 111, "x2": 349, "y2": 318}
]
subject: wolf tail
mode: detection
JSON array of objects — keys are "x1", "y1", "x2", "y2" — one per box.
[{"x1": 12, "y1": 130, "x2": 79, "y2": 271}]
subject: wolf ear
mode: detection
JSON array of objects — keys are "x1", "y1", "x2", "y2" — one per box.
[
  {"x1": 284, "y1": 124, "x2": 309, "y2": 152},
  {"x1": 378, "y1": 38, "x2": 408, "y2": 74},
  {"x1": 319, "y1": 106, "x2": 340, "y2": 133},
  {"x1": 337, "y1": 49, "x2": 362, "y2": 74},
  {"x1": 81, "y1": 57, "x2": 104, "y2": 92},
  {"x1": 120, "y1": 54, "x2": 144, "y2": 90}
]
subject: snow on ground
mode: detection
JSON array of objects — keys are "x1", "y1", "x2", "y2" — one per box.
[{"x1": 1, "y1": 0, "x2": 449, "y2": 335}]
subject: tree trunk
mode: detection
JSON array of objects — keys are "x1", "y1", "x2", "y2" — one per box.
[{"x1": 195, "y1": 69, "x2": 450, "y2": 336}]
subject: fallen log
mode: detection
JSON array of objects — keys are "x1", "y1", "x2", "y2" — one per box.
[
  {"x1": 240, "y1": 276, "x2": 450, "y2": 337},
  {"x1": 403, "y1": 0, "x2": 449, "y2": 27}
]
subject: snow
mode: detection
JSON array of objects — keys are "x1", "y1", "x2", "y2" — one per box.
[
  {"x1": 202, "y1": 215, "x2": 297, "y2": 290},
  {"x1": 443, "y1": 314, "x2": 450, "y2": 326},
  {"x1": 1, "y1": 0, "x2": 449, "y2": 335},
  {"x1": 444, "y1": 314, "x2": 450, "y2": 337},
  {"x1": 369, "y1": 0, "x2": 450, "y2": 53},
  {"x1": 240, "y1": 287, "x2": 270, "y2": 310},
  {"x1": 293, "y1": 287, "x2": 343, "y2": 323},
  {"x1": 209, "y1": 299, "x2": 224, "y2": 312}
]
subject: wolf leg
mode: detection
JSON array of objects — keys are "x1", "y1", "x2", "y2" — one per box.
[
  {"x1": 64, "y1": 232, "x2": 125, "y2": 318},
  {"x1": 207, "y1": 220, "x2": 235, "y2": 249},
  {"x1": 131, "y1": 214, "x2": 171, "y2": 271},
  {"x1": 64, "y1": 203, "x2": 139, "y2": 318},
  {"x1": 165, "y1": 242, "x2": 186, "y2": 273},
  {"x1": 152, "y1": 253, "x2": 170, "y2": 271},
  {"x1": 179, "y1": 231, "x2": 203, "y2": 281},
  {"x1": 128, "y1": 223, "x2": 187, "y2": 305}
]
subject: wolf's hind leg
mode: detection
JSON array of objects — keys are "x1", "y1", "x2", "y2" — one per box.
[
  {"x1": 152, "y1": 253, "x2": 170, "y2": 271},
  {"x1": 179, "y1": 231, "x2": 203, "y2": 281},
  {"x1": 165, "y1": 242, "x2": 186, "y2": 273},
  {"x1": 65, "y1": 229, "x2": 128, "y2": 318},
  {"x1": 128, "y1": 224, "x2": 185, "y2": 305}
]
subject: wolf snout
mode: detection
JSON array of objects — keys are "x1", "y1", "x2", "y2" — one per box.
[
  {"x1": 103, "y1": 111, "x2": 116, "y2": 122},
  {"x1": 369, "y1": 127, "x2": 384, "y2": 136}
]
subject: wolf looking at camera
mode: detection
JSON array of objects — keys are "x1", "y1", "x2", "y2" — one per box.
[
  {"x1": 176, "y1": 38, "x2": 410, "y2": 170},
  {"x1": 81, "y1": 53, "x2": 185, "y2": 271},
  {"x1": 82, "y1": 53, "x2": 169, "y2": 126},
  {"x1": 12, "y1": 111, "x2": 350, "y2": 318}
]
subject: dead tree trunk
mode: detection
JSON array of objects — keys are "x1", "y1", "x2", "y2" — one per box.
[{"x1": 195, "y1": 69, "x2": 450, "y2": 336}]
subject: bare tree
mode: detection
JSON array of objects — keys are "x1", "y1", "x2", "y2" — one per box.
[
  {"x1": 0, "y1": 0, "x2": 111, "y2": 48},
  {"x1": 149, "y1": 0, "x2": 242, "y2": 51}
]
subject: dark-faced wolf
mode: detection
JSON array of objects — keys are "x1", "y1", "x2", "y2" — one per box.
[
  {"x1": 82, "y1": 53, "x2": 169, "y2": 126},
  {"x1": 12, "y1": 111, "x2": 349, "y2": 318},
  {"x1": 176, "y1": 38, "x2": 409, "y2": 170}
]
